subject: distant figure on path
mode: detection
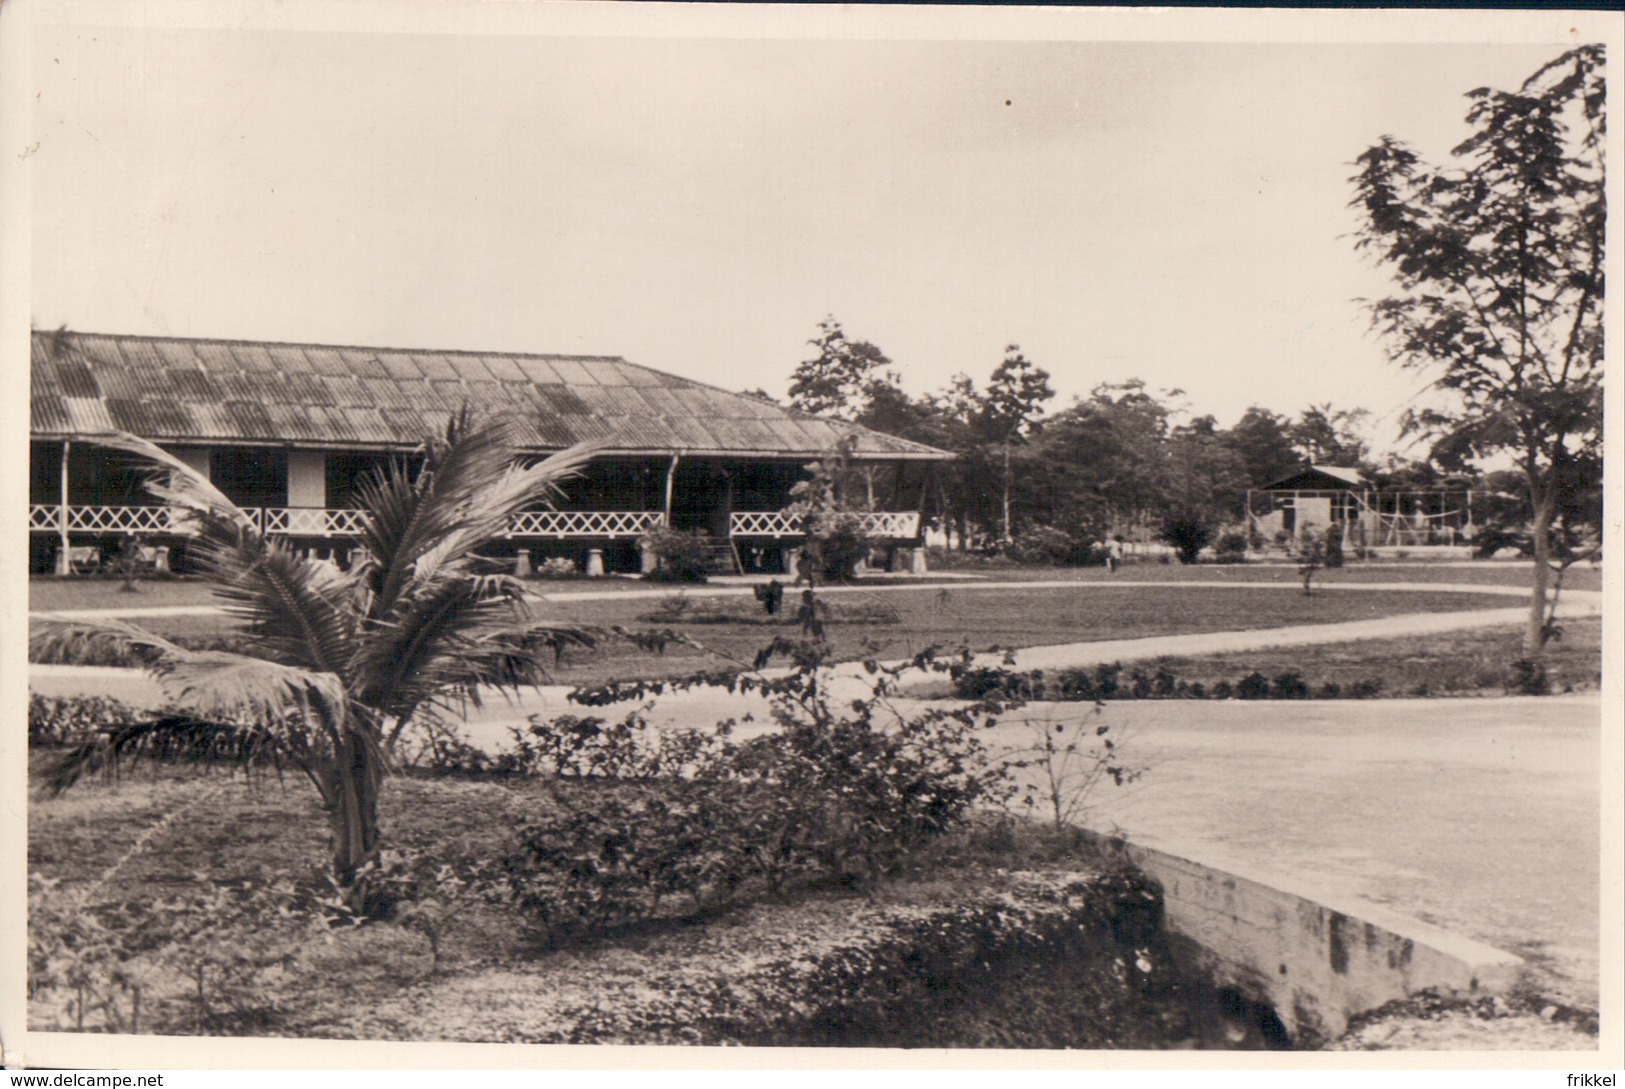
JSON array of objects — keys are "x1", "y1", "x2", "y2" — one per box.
[{"x1": 1105, "y1": 537, "x2": 1123, "y2": 573}]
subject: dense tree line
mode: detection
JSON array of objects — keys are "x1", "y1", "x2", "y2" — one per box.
[{"x1": 780, "y1": 316, "x2": 1385, "y2": 561}]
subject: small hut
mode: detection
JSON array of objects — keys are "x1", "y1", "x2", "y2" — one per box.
[{"x1": 1246, "y1": 465, "x2": 1474, "y2": 551}]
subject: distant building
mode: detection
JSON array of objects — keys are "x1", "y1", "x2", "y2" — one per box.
[
  {"x1": 29, "y1": 331, "x2": 949, "y2": 575},
  {"x1": 1247, "y1": 464, "x2": 1474, "y2": 549}
]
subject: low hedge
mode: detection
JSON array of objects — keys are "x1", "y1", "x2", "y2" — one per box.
[
  {"x1": 952, "y1": 663, "x2": 1389, "y2": 702},
  {"x1": 353, "y1": 868, "x2": 1199, "y2": 1047}
]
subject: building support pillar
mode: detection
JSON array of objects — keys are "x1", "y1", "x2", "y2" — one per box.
[
  {"x1": 55, "y1": 441, "x2": 71, "y2": 576},
  {"x1": 663, "y1": 454, "x2": 680, "y2": 525}
]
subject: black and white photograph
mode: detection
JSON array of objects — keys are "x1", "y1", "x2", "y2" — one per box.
[{"x1": 2, "y1": 0, "x2": 1619, "y2": 1076}]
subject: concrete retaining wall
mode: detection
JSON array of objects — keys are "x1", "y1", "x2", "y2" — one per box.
[{"x1": 1089, "y1": 831, "x2": 1524, "y2": 1046}]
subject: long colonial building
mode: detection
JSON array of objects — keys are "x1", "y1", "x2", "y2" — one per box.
[{"x1": 29, "y1": 331, "x2": 948, "y2": 576}]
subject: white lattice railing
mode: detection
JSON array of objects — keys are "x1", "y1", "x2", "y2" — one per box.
[
  {"x1": 505, "y1": 510, "x2": 665, "y2": 538},
  {"x1": 31, "y1": 504, "x2": 189, "y2": 534},
  {"x1": 258, "y1": 507, "x2": 370, "y2": 536},
  {"x1": 31, "y1": 504, "x2": 671, "y2": 539},
  {"x1": 33, "y1": 504, "x2": 921, "y2": 541},
  {"x1": 730, "y1": 510, "x2": 920, "y2": 539}
]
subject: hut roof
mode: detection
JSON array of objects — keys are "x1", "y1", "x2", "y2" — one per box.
[{"x1": 1257, "y1": 465, "x2": 1367, "y2": 491}]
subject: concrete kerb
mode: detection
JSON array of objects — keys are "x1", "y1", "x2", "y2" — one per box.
[{"x1": 1084, "y1": 828, "x2": 1525, "y2": 1046}]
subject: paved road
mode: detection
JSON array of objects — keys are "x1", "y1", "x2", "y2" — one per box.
[{"x1": 1014, "y1": 696, "x2": 1603, "y2": 1009}]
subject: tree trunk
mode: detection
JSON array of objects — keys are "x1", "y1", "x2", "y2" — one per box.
[
  {"x1": 1001, "y1": 443, "x2": 1012, "y2": 542},
  {"x1": 329, "y1": 732, "x2": 384, "y2": 911},
  {"x1": 1525, "y1": 478, "x2": 1557, "y2": 659}
]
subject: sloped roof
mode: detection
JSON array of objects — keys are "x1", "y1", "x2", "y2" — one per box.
[
  {"x1": 30, "y1": 331, "x2": 949, "y2": 461},
  {"x1": 1258, "y1": 464, "x2": 1366, "y2": 491}
]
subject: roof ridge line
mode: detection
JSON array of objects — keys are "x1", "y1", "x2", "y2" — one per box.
[{"x1": 32, "y1": 328, "x2": 630, "y2": 365}]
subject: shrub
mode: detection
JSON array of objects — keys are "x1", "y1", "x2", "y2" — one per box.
[
  {"x1": 1234, "y1": 672, "x2": 1271, "y2": 700},
  {"x1": 1158, "y1": 514, "x2": 1213, "y2": 566},
  {"x1": 534, "y1": 556, "x2": 580, "y2": 579},
  {"x1": 1324, "y1": 527, "x2": 1345, "y2": 569},
  {"x1": 1004, "y1": 523, "x2": 1086, "y2": 567},
  {"x1": 638, "y1": 526, "x2": 711, "y2": 584},
  {"x1": 1213, "y1": 530, "x2": 1248, "y2": 564},
  {"x1": 1271, "y1": 671, "x2": 1309, "y2": 700},
  {"x1": 29, "y1": 695, "x2": 141, "y2": 748},
  {"x1": 803, "y1": 511, "x2": 872, "y2": 581},
  {"x1": 1001, "y1": 707, "x2": 1145, "y2": 831},
  {"x1": 502, "y1": 648, "x2": 1020, "y2": 941},
  {"x1": 1506, "y1": 658, "x2": 1551, "y2": 696},
  {"x1": 29, "y1": 868, "x2": 321, "y2": 1035},
  {"x1": 516, "y1": 711, "x2": 723, "y2": 781}
]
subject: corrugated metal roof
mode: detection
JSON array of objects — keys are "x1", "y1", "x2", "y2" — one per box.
[{"x1": 29, "y1": 331, "x2": 951, "y2": 460}]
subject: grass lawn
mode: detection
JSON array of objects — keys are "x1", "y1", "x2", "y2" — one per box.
[
  {"x1": 537, "y1": 584, "x2": 1526, "y2": 685},
  {"x1": 29, "y1": 576, "x2": 223, "y2": 612},
  {"x1": 1123, "y1": 618, "x2": 1603, "y2": 697},
  {"x1": 30, "y1": 575, "x2": 1535, "y2": 688}
]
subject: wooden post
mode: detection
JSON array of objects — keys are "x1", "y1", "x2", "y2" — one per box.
[
  {"x1": 56, "y1": 440, "x2": 71, "y2": 575},
  {"x1": 663, "y1": 454, "x2": 680, "y2": 524}
]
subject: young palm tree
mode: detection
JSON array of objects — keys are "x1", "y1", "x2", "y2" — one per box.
[{"x1": 32, "y1": 410, "x2": 600, "y2": 912}]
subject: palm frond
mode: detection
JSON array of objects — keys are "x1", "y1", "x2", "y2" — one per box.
[
  {"x1": 70, "y1": 431, "x2": 254, "y2": 533},
  {"x1": 31, "y1": 618, "x2": 350, "y2": 737},
  {"x1": 352, "y1": 410, "x2": 602, "y2": 617},
  {"x1": 43, "y1": 714, "x2": 291, "y2": 796},
  {"x1": 199, "y1": 531, "x2": 357, "y2": 677},
  {"x1": 355, "y1": 410, "x2": 523, "y2": 615}
]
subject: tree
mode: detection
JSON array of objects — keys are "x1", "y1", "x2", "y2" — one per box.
[
  {"x1": 1350, "y1": 45, "x2": 1604, "y2": 657},
  {"x1": 1025, "y1": 380, "x2": 1171, "y2": 543},
  {"x1": 32, "y1": 412, "x2": 600, "y2": 913},
  {"x1": 1224, "y1": 406, "x2": 1300, "y2": 487},
  {"x1": 787, "y1": 316, "x2": 897, "y2": 420},
  {"x1": 1289, "y1": 403, "x2": 1372, "y2": 469},
  {"x1": 919, "y1": 374, "x2": 993, "y2": 549},
  {"x1": 1160, "y1": 415, "x2": 1251, "y2": 562},
  {"x1": 979, "y1": 345, "x2": 1055, "y2": 541}
]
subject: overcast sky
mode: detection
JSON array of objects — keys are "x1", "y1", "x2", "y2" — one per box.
[{"x1": 23, "y1": 9, "x2": 1584, "y2": 455}]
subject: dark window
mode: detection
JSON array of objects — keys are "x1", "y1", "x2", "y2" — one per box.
[
  {"x1": 66, "y1": 446, "x2": 150, "y2": 507},
  {"x1": 31, "y1": 443, "x2": 62, "y2": 504},
  {"x1": 210, "y1": 448, "x2": 288, "y2": 509}
]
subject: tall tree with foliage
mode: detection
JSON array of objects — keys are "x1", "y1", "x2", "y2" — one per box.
[
  {"x1": 1289, "y1": 403, "x2": 1372, "y2": 469},
  {"x1": 32, "y1": 413, "x2": 600, "y2": 913},
  {"x1": 1350, "y1": 45, "x2": 1604, "y2": 657},
  {"x1": 979, "y1": 345, "x2": 1055, "y2": 542},
  {"x1": 1160, "y1": 415, "x2": 1251, "y2": 563},
  {"x1": 788, "y1": 316, "x2": 898, "y2": 421},
  {"x1": 1224, "y1": 406, "x2": 1301, "y2": 487}
]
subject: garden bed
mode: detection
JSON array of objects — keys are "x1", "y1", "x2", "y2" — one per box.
[{"x1": 26, "y1": 765, "x2": 1221, "y2": 1046}]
